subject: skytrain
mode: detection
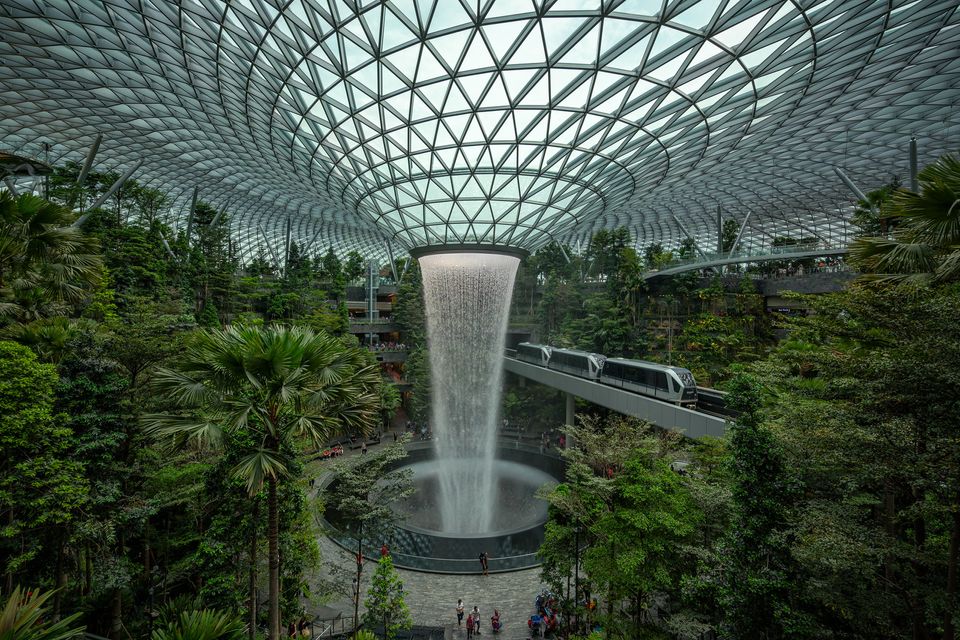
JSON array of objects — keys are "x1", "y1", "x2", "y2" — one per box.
[{"x1": 514, "y1": 343, "x2": 698, "y2": 407}]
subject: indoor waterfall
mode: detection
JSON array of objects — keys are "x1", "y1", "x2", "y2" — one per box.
[{"x1": 418, "y1": 251, "x2": 519, "y2": 533}]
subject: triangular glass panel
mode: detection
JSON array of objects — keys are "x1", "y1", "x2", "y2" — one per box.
[
  {"x1": 670, "y1": 1, "x2": 723, "y2": 31},
  {"x1": 459, "y1": 31, "x2": 496, "y2": 72},
  {"x1": 427, "y1": 28, "x2": 472, "y2": 65},
  {"x1": 502, "y1": 68, "x2": 540, "y2": 100},
  {"x1": 560, "y1": 21, "x2": 600, "y2": 65},
  {"x1": 381, "y1": 7, "x2": 416, "y2": 50},
  {"x1": 609, "y1": 34, "x2": 650, "y2": 70},
  {"x1": 429, "y1": 1, "x2": 471, "y2": 33},
  {"x1": 510, "y1": 21, "x2": 547, "y2": 64},
  {"x1": 483, "y1": 21, "x2": 528, "y2": 62},
  {"x1": 417, "y1": 44, "x2": 447, "y2": 81}
]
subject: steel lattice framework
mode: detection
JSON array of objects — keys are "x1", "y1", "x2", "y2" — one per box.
[{"x1": 1, "y1": 0, "x2": 959, "y2": 260}]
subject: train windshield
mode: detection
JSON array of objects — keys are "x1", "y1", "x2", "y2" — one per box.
[{"x1": 677, "y1": 371, "x2": 696, "y2": 387}]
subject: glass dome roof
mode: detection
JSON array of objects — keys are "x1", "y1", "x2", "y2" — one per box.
[{"x1": 1, "y1": 0, "x2": 959, "y2": 258}]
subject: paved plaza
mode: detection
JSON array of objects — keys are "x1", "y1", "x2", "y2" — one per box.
[
  {"x1": 315, "y1": 536, "x2": 544, "y2": 640},
  {"x1": 307, "y1": 432, "x2": 548, "y2": 640}
]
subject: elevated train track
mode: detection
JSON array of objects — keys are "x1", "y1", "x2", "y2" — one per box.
[{"x1": 503, "y1": 353, "x2": 730, "y2": 439}]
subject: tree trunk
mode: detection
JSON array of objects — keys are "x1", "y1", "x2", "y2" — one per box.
[
  {"x1": 267, "y1": 477, "x2": 281, "y2": 640},
  {"x1": 52, "y1": 534, "x2": 66, "y2": 620},
  {"x1": 84, "y1": 545, "x2": 92, "y2": 596},
  {"x1": 109, "y1": 587, "x2": 123, "y2": 639},
  {"x1": 4, "y1": 509, "x2": 13, "y2": 594},
  {"x1": 943, "y1": 496, "x2": 960, "y2": 640},
  {"x1": 249, "y1": 500, "x2": 259, "y2": 640},
  {"x1": 354, "y1": 522, "x2": 363, "y2": 638},
  {"x1": 144, "y1": 521, "x2": 151, "y2": 577}
]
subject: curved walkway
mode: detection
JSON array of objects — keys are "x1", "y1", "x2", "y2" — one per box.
[{"x1": 644, "y1": 247, "x2": 849, "y2": 279}]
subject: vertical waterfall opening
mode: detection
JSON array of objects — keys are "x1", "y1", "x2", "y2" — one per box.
[{"x1": 418, "y1": 250, "x2": 520, "y2": 533}]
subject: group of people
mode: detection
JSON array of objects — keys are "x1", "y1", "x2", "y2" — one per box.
[
  {"x1": 405, "y1": 420, "x2": 432, "y2": 441},
  {"x1": 370, "y1": 341, "x2": 407, "y2": 351},
  {"x1": 528, "y1": 591, "x2": 560, "y2": 637},
  {"x1": 286, "y1": 618, "x2": 312, "y2": 638},
  {"x1": 317, "y1": 444, "x2": 344, "y2": 459},
  {"x1": 457, "y1": 599, "x2": 501, "y2": 636}
]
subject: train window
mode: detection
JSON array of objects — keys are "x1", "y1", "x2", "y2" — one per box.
[{"x1": 655, "y1": 371, "x2": 668, "y2": 391}]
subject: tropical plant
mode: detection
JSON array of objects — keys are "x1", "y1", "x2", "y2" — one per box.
[
  {"x1": 0, "y1": 192, "x2": 102, "y2": 320},
  {"x1": 144, "y1": 325, "x2": 382, "y2": 640},
  {"x1": 151, "y1": 609, "x2": 245, "y2": 640},
  {"x1": 849, "y1": 154, "x2": 960, "y2": 284},
  {"x1": 0, "y1": 587, "x2": 85, "y2": 640},
  {"x1": 329, "y1": 439, "x2": 413, "y2": 634},
  {"x1": 363, "y1": 555, "x2": 412, "y2": 640}
]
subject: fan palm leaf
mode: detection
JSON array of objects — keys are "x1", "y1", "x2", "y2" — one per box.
[
  {"x1": 849, "y1": 153, "x2": 960, "y2": 283},
  {"x1": 0, "y1": 192, "x2": 102, "y2": 318}
]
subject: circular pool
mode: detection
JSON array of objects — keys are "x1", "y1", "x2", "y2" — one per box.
[{"x1": 322, "y1": 442, "x2": 564, "y2": 573}]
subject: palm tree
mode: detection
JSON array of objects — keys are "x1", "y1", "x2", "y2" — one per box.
[
  {"x1": 0, "y1": 191, "x2": 102, "y2": 320},
  {"x1": 848, "y1": 154, "x2": 960, "y2": 284},
  {"x1": 144, "y1": 325, "x2": 382, "y2": 640}
]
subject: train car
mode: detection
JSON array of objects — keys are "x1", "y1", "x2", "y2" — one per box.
[
  {"x1": 547, "y1": 348, "x2": 605, "y2": 380},
  {"x1": 599, "y1": 358, "x2": 698, "y2": 406},
  {"x1": 515, "y1": 342, "x2": 552, "y2": 367}
]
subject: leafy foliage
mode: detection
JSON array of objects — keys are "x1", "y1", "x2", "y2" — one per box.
[
  {"x1": 0, "y1": 192, "x2": 102, "y2": 320},
  {"x1": 849, "y1": 154, "x2": 960, "y2": 283},
  {"x1": 363, "y1": 555, "x2": 412, "y2": 640},
  {"x1": 151, "y1": 609, "x2": 245, "y2": 640},
  {"x1": 0, "y1": 587, "x2": 85, "y2": 640}
]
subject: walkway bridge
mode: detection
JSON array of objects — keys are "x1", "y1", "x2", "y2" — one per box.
[
  {"x1": 503, "y1": 355, "x2": 728, "y2": 439},
  {"x1": 644, "y1": 246, "x2": 849, "y2": 280}
]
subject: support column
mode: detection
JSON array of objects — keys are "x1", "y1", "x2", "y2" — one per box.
[
  {"x1": 909, "y1": 137, "x2": 919, "y2": 193},
  {"x1": 716, "y1": 204, "x2": 723, "y2": 254},
  {"x1": 564, "y1": 393, "x2": 576, "y2": 448},
  {"x1": 366, "y1": 260, "x2": 378, "y2": 347}
]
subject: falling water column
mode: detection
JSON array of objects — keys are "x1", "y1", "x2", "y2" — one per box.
[{"x1": 416, "y1": 249, "x2": 520, "y2": 534}]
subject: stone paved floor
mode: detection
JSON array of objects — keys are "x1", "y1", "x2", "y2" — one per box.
[
  {"x1": 305, "y1": 430, "x2": 548, "y2": 639},
  {"x1": 315, "y1": 536, "x2": 544, "y2": 640}
]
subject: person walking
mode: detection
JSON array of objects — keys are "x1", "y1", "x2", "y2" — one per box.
[
  {"x1": 456, "y1": 598, "x2": 465, "y2": 627},
  {"x1": 466, "y1": 613, "x2": 474, "y2": 638},
  {"x1": 472, "y1": 606, "x2": 481, "y2": 634},
  {"x1": 479, "y1": 551, "x2": 489, "y2": 575}
]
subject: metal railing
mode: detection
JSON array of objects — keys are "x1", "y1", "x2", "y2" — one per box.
[
  {"x1": 313, "y1": 614, "x2": 359, "y2": 637},
  {"x1": 655, "y1": 242, "x2": 849, "y2": 271},
  {"x1": 349, "y1": 316, "x2": 398, "y2": 324}
]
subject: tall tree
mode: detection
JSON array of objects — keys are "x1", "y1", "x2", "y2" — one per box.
[
  {"x1": 716, "y1": 374, "x2": 808, "y2": 640},
  {"x1": 145, "y1": 326, "x2": 382, "y2": 639},
  {"x1": 0, "y1": 341, "x2": 87, "y2": 595},
  {"x1": 328, "y1": 439, "x2": 413, "y2": 636}
]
